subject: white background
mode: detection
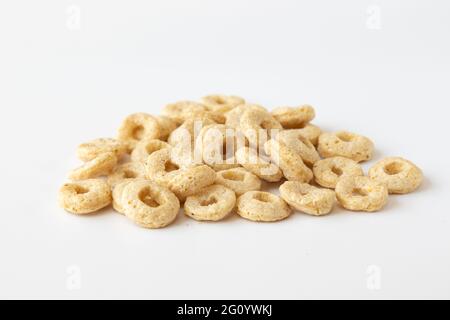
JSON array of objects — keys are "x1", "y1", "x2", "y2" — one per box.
[{"x1": 0, "y1": 0, "x2": 449, "y2": 299}]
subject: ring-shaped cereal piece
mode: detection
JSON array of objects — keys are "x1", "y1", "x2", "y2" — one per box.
[
  {"x1": 77, "y1": 138, "x2": 128, "y2": 162},
  {"x1": 237, "y1": 191, "x2": 291, "y2": 222},
  {"x1": 215, "y1": 167, "x2": 262, "y2": 196},
  {"x1": 69, "y1": 152, "x2": 117, "y2": 181},
  {"x1": 272, "y1": 105, "x2": 315, "y2": 129},
  {"x1": 290, "y1": 124, "x2": 322, "y2": 146},
  {"x1": 162, "y1": 101, "x2": 209, "y2": 125},
  {"x1": 240, "y1": 108, "x2": 282, "y2": 144},
  {"x1": 279, "y1": 181, "x2": 335, "y2": 216},
  {"x1": 112, "y1": 179, "x2": 134, "y2": 214},
  {"x1": 318, "y1": 131, "x2": 374, "y2": 163},
  {"x1": 275, "y1": 130, "x2": 320, "y2": 166},
  {"x1": 335, "y1": 176, "x2": 388, "y2": 212},
  {"x1": 235, "y1": 147, "x2": 283, "y2": 182},
  {"x1": 225, "y1": 104, "x2": 267, "y2": 129},
  {"x1": 264, "y1": 140, "x2": 313, "y2": 183},
  {"x1": 107, "y1": 162, "x2": 146, "y2": 187},
  {"x1": 131, "y1": 139, "x2": 171, "y2": 163},
  {"x1": 155, "y1": 116, "x2": 177, "y2": 141},
  {"x1": 313, "y1": 156, "x2": 364, "y2": 189},
  {"x1": 368, "y1": 157, "x2": 423, "y2": 194},
  {"x1": 121, "y1": 180, "x2": 180, "y2": 229},
  {"x1": 201, "y1": 94, "x2": 245, "y2": 113},
  {"x1": 118, "y1": 113, "x2": 160, "y2": 150},
  {"x1": 59, "y1": 179, "x2": 112, "y2": 214},
  {"x1": 184, "y1": 184, "x2": 236, "y2": 221}
]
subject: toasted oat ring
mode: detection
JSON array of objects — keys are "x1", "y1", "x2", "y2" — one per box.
[
  {"x1": 313, "y1": 156, "x2": 364, "y2": 189},
  {"x1": 155, "y1": 116, "x2": 177, "y2": 141},
  {"x1": 162, "y1": 101, "x2": 209, "y2": 125},
  {"x1": 145, "y1": 148, "x2": 181, "y2": 186},
  {"x1": 236, "y1": 191, "x2": 291, "y2": 222},
  {"x1": 77, "y1": 138, "x2": 128, "y2": 162},
  {"x1": 335, "y1": 176, "x2": 388, "y2": 212},
  {"x1": 131, "y1": 139, "x2": 171, "y2": 163},
  {"x1": 289, "y1": 124, "x2": 322, "y2": 146},
  {"x1": 318, "y1": 131, "x2": 374, "y2": 162},
  {"x1": 201, "y1": 94, "x2": 245, "y2": 113},
  {"x1": 275, "y1": 130, "x2": 320, "y2": 166},
  {"x1": 121, "y1": 180, "x2": 180, "y2": 229},
  {"x1": 59, "y1": 179, "x2": 112, "y2": 214},
  {"x1": 235, "y1": 147, "x2": 283, "y2": 182},
  {"x1": 107, "y1": 162, "x2": 146, "y2": 187},
  {"x1": 272, "y1": 105, "x2": 315, "y2": 129},
  {"x1": 240, "y1": 108, "x2": 282, "y2": 144},
  {"x1": 118, "y1": 113, "x2": 160, "y2": 149},
  {"x1": 184, "y1": 184, "x2": 236, "y2": 221},
  {"x1": 225, "y1": 104, "x2": 267, "y2": 129},
  {"x1": 112, "y1": 179, "x2": 134, "y2": 214},
  {"x1": 69, "y1": 152, "x2": 117, "y2": 181},
  {"x1": 279, "y1": 181, "x2": 335, "y2": 216},
  {"x1": 264, "y1": 140, "x2": 313, "y2": 183},
  {"x1": 368, "y1": 157, "x2": 423, "y2": 194},
  {"x1": 215, "y1": 167, "x2": 262, "y2": 196},
  {"x1": 168, "y1": 117, "x2": 217, "y2": 146}
]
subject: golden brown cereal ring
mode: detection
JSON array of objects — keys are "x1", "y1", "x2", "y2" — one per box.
[
  {"x1": 240, "y1": 108, "x2": 282, "y2": 144},
  {"x1": 236, "y1": 191, "x2": 291, "y2": 222},
  {"x1": 313, "y1": 156, "x2": 364, "y2": 189},
  {"x1": 162, "y1": 101, "x2": 209, "y2": 125},
  {"x1": 318, "y1": 131, "x2": 374, "y2": 162},
  {"x1": 275, "y1": 130, "x2": 320, "y2": 166},
  {"x1": 272, "y1": 105, "x2": 315, "y2": 129},
  {"x1": 201, "y1": 94, "x2": 245, "y2": 113},
  {"x1": 131, "y1": 139, "x2": 171, "y2": 163},
  {"x1": 69, "y1": 152, "x2": 117, "y2": 181},
  {"x1": 335, "y1": 176, "x2": 388, "y2": 212},
  {"x1": 155, "y1": 116, "x2": 177, "y2": 141},
  {"x1": 264, "y1": 140, "x2": 313, "y2": 183},
  {"x1": 59, "y1": 179, "x2": 112, "y2": 214},
  {"x1": 107, "y1": 162, "x2": 146, "y2": 187},
  {"x1": 121, "y1": 180, "x2": 180, "y2": 229},
  {"x1": 368, "y1": 157, "x2": 423, "y2": 194},
  {"x1": 117, "y1": 113, "x2": 160, "y2": 149},
  {"x1": 279, "y1": 181, "x2": 335, "y2": 216},
  {"x1": 77, "y1": 138, "x2": 128, "y2": 162},
  {"x1": 215, "y1": 167, "x2": 262, "y2": 196},
  {"x1": 184, "y1": 184, "x2": 236, "y2": 221},
  {"x1": 225, "y1": 104, "x2": 267, "y2": 129},
  {"x1": 235, "y1": 147, "x2": 283, "y2": 182}
]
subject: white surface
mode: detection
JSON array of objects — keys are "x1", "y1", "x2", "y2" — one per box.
[{"x1": 0, "y1": 0, "x2": 449, "y2": 299}]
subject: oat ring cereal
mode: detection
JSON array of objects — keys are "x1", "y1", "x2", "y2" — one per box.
[
  {"x1": 279, "y1": 181, "x2": 335, "y2": 216},
  {"x1": 368, "y1": 157, "x2": 423, "y2": 194},
  {"x1": 121, "y1": 180, "x2": 180, "y2": 229},
  {"x1": 290, "y1": 124, "x2": 322, "y2": 146},
  {"x1": 237, "y1": 191, "x2": 291, "y2": 222},
  {"x1": 225, "y1": 104, "x2": 267, "y2": 130},
  {"x1": 271, "y1": 105, "x2": 315, "y2": 129},
  {"x1": 77, "y1": 138, "x2": 128, "y2": 161},
  {"x1": 118, "y1": 113, "x2": 160, "y2": 149},
  {"x1": 184, "y1": 184, "x2": 236, "y2": 221},
  {"x1": 59, "y1": 179, "x2": 112, "y2": 214},
  {"x1": 131, "y1": 139, "x2": 171, "y2": 163},
  {"x1": 162, "y1": 101, "x2": 209, "y2": 125},
  {"x1": 107, "y1": 162, "x2": 146, "y2": 187},
  {"x1": 335, "y1": 176, "x2": 388, "y2": 212},
  {"x1": 69, "y1": 152, "x2": 117, "y2": 181},
  {"x1": 235, "y1": 147, "x2": 283, "y2": 182},
  {"x1": 313, "y1": 156, "x2": 364, "y2": 189},
  {"x1": 239, "y1": 108, "x2": 282, "y2": 145},
  {"x1": 112, "y1": 180, "x2": 134, "y2": 214},
  {"x1": 201, "y1": 94, "x2": 245, "y2": 113},
  {"x1": 215, "y1": 167, "x2": 261, "y2": 196},
  {"x1": 275, "y1": 130, "x2": 320, "y2": 166},
  {"x1": 318, "y1": 131, "x2": 374, "y2": 163}
]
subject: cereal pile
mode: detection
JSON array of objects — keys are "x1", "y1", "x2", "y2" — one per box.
[{"x1": 58, "y1": 95, "x2": 423, "y2": 228}]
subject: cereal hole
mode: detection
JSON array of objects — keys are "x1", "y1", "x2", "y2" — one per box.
[
  {"x1": 331, "y1": 166, "x2": 343, "y2": 177},
  {"x1": 132, "y1": 125, "x2": 145, "y2": 140},
  {"x1": 200, "y1": 197, "x2": 218, "y2": 206},
  {"x1": 384, "y1": 162, "x2": 403, "y2": 175},
  {"x1": 222, "y1": 171, "x2": 245, "y2": 181},
  {"x1": 253, "y1": 192, "x2": 271, "y2": 203},
  {"x1": 164, "y1": 161, "x2": 179, "y2": 172},
  {"x1": 139, "y1": 187, "x2": 160, "y2": 207},
  {"x1": 123, "y1": 170, "x2": 137, "y2": 179},
  {"x1": 352, "y1": 188, "x2": 368, "y2": 197},
  {"x1": 74, "y1": 185, "x2": 89, "y2": 194},
  {"x1": 336, "y1": 132, "x2": 354, "y2": 142}
]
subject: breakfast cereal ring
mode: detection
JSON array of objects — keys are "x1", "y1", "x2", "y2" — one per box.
[
  {"x1": 368, "y1": 157, "x2": 423, "y2": 194},
  {"x1": 236, "y1": 191, "x2": 291, "y2": 222},
  {"x1": 215, "y1": 167, "x2": 261, "y2": 195},
  {"x1": 112, "y1": 180, "x2": 134, "y2": 214},
  {"x1": 155, "y1": 116, "x2": 177, "y2": 141},
  {"x1": 279, "y1": 181, "x2": 335, "y2": 216},
  {"x1": 275, "y1": 130, "x2": 320, "y2": 166},
  {"x1": 118, "y1": 113, "x2": 160, "y2": 149},
  {"x1": 145, "y1": 148, "x2": 181, "y2": 186},
  {"x1": 264, "y1": 140, "x2": 313, "y2": 183},
  {"x1": 107, "y1": 162, "x2": 146, "y2": 187},
  {"x1": 240, "y1": 108, "x2": 282, "y2": 144},
  {"x1": 162, "y1": 101, "x2": 209, "y2": 125},
  {"x1": 318, "y1": 131, "x2": 374, "y2": 162},
  {"x1": 201, "y1": 94, "x2": 245, "y2": 113},
  {"x1": 168, "y1": 117, "x2": 216, "y2": 146},
  {"x1": 235, "y1": 147, "x2": 283, "y2": 182},
  {"x1": 69, "y1": 152, "x2": 117, "y2": 181},
  {"x1": 131, "y1": 139, "x2": 171, "y2": 163},
  {"x1": 225, "y1": 104, "x2": 267, "y2": 129},
  {"x1": 313, "y1": 156, "x2": 364, "y2": 189},
  {"x1": 121, "y1": 180, "x2": 180, "y2": 229},
  {"x1": 272, "y1": 105, "x2": 315, "y2": 129},
  {"x1": 291, "y1": 124, "x2": 322, "y2": 146},
  {"x1": 184, "y1": 184, "x2": 236, "y2": 221},
  {"x1": 77, "y1": 138, "x2": 128, "y2": 162},
  {"x1": 59, "y1": 179, "x2": 112, "y2": 214},
  {"x1": 335, "y1": 176, "x2": 388, "y2": 212}
]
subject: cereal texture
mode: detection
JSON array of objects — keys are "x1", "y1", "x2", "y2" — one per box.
[
  {"x1": 240, "y1": 108, "x2": 282, "y2": 144},
  {"x1": 118, "y1": 113, "x2": 160, "y2": 149},
  {"x1": 162, "y1": 101, "x2": 210, "y2": 125},
  {"x1": 202, "y1": 94, "x2": 245, "y2": 114},
  {"x1": 225, "y1": 104, "x2": 267, "y2": 129},
  {"x1": 275, "y1": 130, "x2": 320, "y2": 166},
  {"x1": 69, "y1": 152, "x2": 117, "y2": 180},
  {"x1": 131, "y1": 139, "x2": 171, "y2": 163},
  {"x1": 155, "y1": 116, "x2": 177, "y2": 141},
  {"x1": 107, "y1": 162, "x2": 146, "y2": 187},
  {"x1": 318, "y1": 131, "x2": 374, "y2": 162},
  {"x1": 237, "y1": 191, "x2": 291, "y2": 222},
  {"x1": 59, "y1": 179, "x2": 111, "y2": 214},
  {"x1": 112, "y1": 180, "x2": 134, "y2": 214},
  {"x1": 313, "y1": 156, "x2": 364, "y2": 189},
  {"x1": 235, "y1": 147, "x2": 283, "y2": 182},
  {"x1": 77, "y1": 138, "x2": 128, "y2": 161},
  {"x1": 289, "y1": 124, "x2": 322, "y2": 146},
  {"x1": 215, "y1": 167, "x2": 262, "y2": 195},
  {"x1": 272, "y1": 105, "x2": 315, "y2": 129}
]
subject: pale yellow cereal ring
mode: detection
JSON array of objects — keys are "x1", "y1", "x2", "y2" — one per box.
[
  {"x1": 117, "y1": 113, "x2": 160, "y2": 149},
  {"x1": 107, "y1": 162, "x2": 146, "y2": 187},
  {"x1": 69, "y1": 152, "x2": 117, "y2": 181},
  {"x1": 235, "y1": 147, "x2": 283, "y2": 182},
  {"x1": 240, "y1": 108, "x2": 282, "y2": 145},
  {"x1": 236, "y1": 191, "x2": 291, "y2": 222},
  {"x1": 272, "y1": 105, "x2": 315, "y2": 129},
  {"x1": 145, "y1": 148, "x2": 181, "y2": 186},
  {"x1": 289, "y1": 124, "x2": 322, "y2": 146},
  {"x1": 215, "y1": 167, "x2": 261, "y2": 196},
  {"x1": 264, "y1": 140, "x2": 313, "y2": 183},
  {"x1": 368, "y1": 157, "x2": 423, "y2": 194},
  {"x1": 225, "y1": 104, "x2": 267, "y2": 129},
  {"x1": 201, "y1": 94, "x2": 245, "y2": 113},
  {"x1": 77, "y1": 138, "x2": 128, "y2": 162},
  {"x1": 155, "y1": 116, "x2": 177, "y2": 141},
  {"x1": 168, "y1": 117, "x2": 217, "y2": 146},
  {"x1": 59, "y1": 179, "x2": 112, "y2": 214},
  {"x1": 121, "y1": 180, "x2": 180, "y2": 229},
  {"x1": 335, "y1": 176, "x2": 388, "y2": 212},
  {"x1": 318, "y1": 131, "x2": 374, "y2": 162},
  {"x1": 313, "y1": 156, "x2": 364, "y2": 189},
  {"x1": 112, "y1": 179, "x2": 135, "y2": 214},
  {"x1": 162, "y1": 101, "x2": 209, "y2": 125},
  {"x1": 184, "y1": 184, "x2": 236, "y2": 221},
  {"x1": 279, "y1": 181, "x2": 335, "y2": 216},
  {"x1": 275, "y1": 130, "x2": 320, "y2": 166},
  {"x1": 131, "y1": 139, "x2": 171, "y2": 163}
]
